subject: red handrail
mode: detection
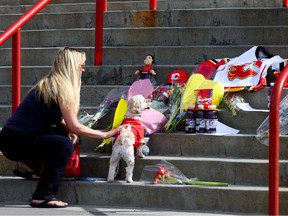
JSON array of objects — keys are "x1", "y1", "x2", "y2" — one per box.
[
  {"x1": 0, "y1": 0, "x2": 51, "y2": 46},
  {"x1": 94, "y1": 0, "x2": 107, "y2": 66},
  {"x1": 269, "y1": 66, "x2": 288, "y2": 215},
  {"x1": 150, "y1": 0, "x2": 157, "y2": 10},
  {"x1": 0, "y1": 0, "x2": 51, "y2": 113}
]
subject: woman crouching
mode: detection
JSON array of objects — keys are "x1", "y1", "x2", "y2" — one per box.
[{"x1": 0, "y1": 47, "x2": 121, "y2": 208}]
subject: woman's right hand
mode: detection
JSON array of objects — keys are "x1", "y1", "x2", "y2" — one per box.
[{"x1": 105, "y1": 125, "x2": 126, "y2": 139}]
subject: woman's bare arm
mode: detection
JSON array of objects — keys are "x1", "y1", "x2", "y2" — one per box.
[{"x1": 60, "y1": 105, "x2": 119, "y2": 139}]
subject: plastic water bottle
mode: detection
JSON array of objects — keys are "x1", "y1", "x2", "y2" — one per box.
[
  {"x1": 195, "y1": 104, "x2": 206, "y2": 133},
  {"x1": 206, "y1": 105, "x2": 218, "y2": 134},
  {"x1": 267, "y1": 82, "x2": 275, "y2": 109},
  {"x1": 142, "y1": 130, "x2": 150, "y2": 156},
  {"x1": 185, "y1": 104, "x2": 196, "y2": 133}
]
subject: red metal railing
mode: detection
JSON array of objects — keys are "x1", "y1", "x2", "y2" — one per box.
[
  {"x1": 94, "y1": 0, "x2": 107, "y2": 66},
  {"x1": 0, "y1": 0, "x2": 51, "y2": 113},
  {"x1": 269, "y1": 65, "x2": 288, "y2": 215},
  {"x1": 94, "y1": 0, "x2": 157, "y2": 66},
  {"x1": 149, "y1": 0, "x2": 157, "y2": 10},
  {"x1": 269, "y1": 2, "x2": 288, "y2": 211}
]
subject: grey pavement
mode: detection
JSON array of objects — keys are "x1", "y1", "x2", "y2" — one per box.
[{"x1": 0, "y1": 204, "x2": 239, "y2": 216}]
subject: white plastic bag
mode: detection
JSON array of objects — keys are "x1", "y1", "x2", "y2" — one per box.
[{"x1": 256, "y1": 94, "x2": 288, "y2": 145}]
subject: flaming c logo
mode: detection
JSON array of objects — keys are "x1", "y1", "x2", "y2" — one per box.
[
  {"x1": 171, "y1": 73, "x2": 180, "y2": 81},
  {"x1": 228, "y1": 61, "x2": 262, "y2": 81}
]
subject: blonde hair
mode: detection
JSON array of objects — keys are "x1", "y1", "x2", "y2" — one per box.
[{"x1": 35, "y1": 47, "x2": 86, "y2": 114}]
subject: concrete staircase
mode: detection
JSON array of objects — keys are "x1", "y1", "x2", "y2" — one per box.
[{"x1": 0, "y1": 0, "x2": 288, "y2": 214}]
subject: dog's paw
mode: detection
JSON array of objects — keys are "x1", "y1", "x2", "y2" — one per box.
[
  {"x1": 126, "y1": 178, "x2": 133, "y2": 183},
  {"x1": 107, "y1": 179, "x2": 114, "y2": 183}
]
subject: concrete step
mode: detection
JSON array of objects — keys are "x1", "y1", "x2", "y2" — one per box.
[
  {"x1": 103, "y1": 26, "x2": 288, "y2": 46},
  {"x1": 0, "y1": 0, "x2": 283, "y2": 14},
  {"x1": 0, "y1": 105, "x2": 97, "y2": 126},
  {"x1": 147, "y1": 133, "x2": 288, "y2": 159},
  {"x1": 0, "y1": 0, "x2": 96, "y2": 6},
  {"x1": 226, "y1": 89, "x2": 288, "y2": 110},
  {"x1": 0, "y1": 65, "x2": 195, "y2": 86},
  {"x1": 0, "y1": 101, "x2": 269, "y2": 133},
  {"x1": 1, "y1": 177, "x2": 287, "y2": 214},
  {"x1": 0, "y1": 2, "x2": 139, "y2": 14},
  {"x1": 0, "y1": 105, "x2": 117, "y2": 129},
  {"x1": 1, "y1": 125, "x2": 286, "y2": 160},
  {"x1": 79, "y1": 133, "x2": 288, "y2": 159},
  {"x1": 79, "y1": 133, "x2": 288, "y2": 160},
  {"x1": 0, "y1": 66, "x2": 287, "y2": 109},
  {"x1": 0, "y1": 153, "x2": 287, "y2": 186},
  {"x1": 0, "y1": 0, "x2": 147, "y2": 6},
  {"x1": 1, "y1": 9, "x2": 288, "y2": 30},
  {"x1": 0, "y1": 1, "x2": 161, "y2": 14},
  {"x1": 0, "y1": 83, "x2": 271, "y2": 132},
  {"x1": 218, "y1": 110, "x2": 268, "y2": 134},
  {"x1": 0, "y1": 85, "x2": 127, "y2": 107},
  {"x1": 2, "y1": 26, "x2": 288, "y2": 48},
  {"x1": 102, "y1": 155, "x2": 288, "y2": 186},
  {"x1": 1, "y1": 65, "x2": 287, "y2": 107},
  {"x1": 0, "y1": 0, "x2": 284, "y2": 6},
  {"x1": 105, "y1": 8, "x2": 288, "y2": 28},
  {"x1": 1, "y1": 46, "x2": 287, "y2": 66}
]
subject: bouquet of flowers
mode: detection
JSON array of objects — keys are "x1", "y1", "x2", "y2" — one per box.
[
  {"x1": 164, "y1": 84, "x2": 185, "y2": 133},
  {"x1": 141, "y1": 160, "x2": 228, "y2": 186},
  {"x1": 78, "y1": 88, "x2": 128, "y2": 128},
  {"x1": 152, "y1": 86, "x2": 170, "y2": 104},
  {"x1": 219, "y1": 93, "x2": 246, "y2": 116}
]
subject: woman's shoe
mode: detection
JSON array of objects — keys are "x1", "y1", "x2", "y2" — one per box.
[
  {"x1": 30, "y1": 198, "x2": 68, "y2": 208},
  {"x1": 13, "y1": 169, "x2": 40, "y2": 180},
  {"x1": 13, "y1": 162, "x2": 40, "y2": 180}
]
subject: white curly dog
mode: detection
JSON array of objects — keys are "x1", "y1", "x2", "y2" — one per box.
[{"x1": 107, "y1": 95, "x2": 149, "y2": 183}]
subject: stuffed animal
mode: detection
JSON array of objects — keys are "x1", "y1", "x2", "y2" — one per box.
[
  {"x1": 107, "y1": 95, "x2": 149, "y2": 183},
  {"x1": 135, "y1": 54, "x2": 157, "y2": 85}
]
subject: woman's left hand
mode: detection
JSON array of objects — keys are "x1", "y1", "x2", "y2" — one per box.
[{"x1": 69, "y1": 132, "x2": 79, "y2": 144}]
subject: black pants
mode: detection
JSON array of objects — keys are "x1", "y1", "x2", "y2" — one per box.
[{"x1": 0, "y1": 126, "x2": 73, "y2": 200}]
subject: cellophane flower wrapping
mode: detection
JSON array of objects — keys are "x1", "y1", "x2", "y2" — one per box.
[
  {"x1": 140, "y1": 160, "x2": 229, "y2": 186},
  {"x1": 140, "y1": 160, "x2": 190, "y2": 185},
  {"x1": 127, "y1": 79, "x2": 154, "y2": 100},
  {"x1": 78, "y1": 87, "x2": 129, "y2": 128},
  {"x1": 257, "y1": 94, "x2": 288, "y2": 145},
  {"x1": 149, "y1": 84, "x2": 186, "y2": 133},
  {"x1": 141, "y1": 108, "x2": 168, "y2": 134}
]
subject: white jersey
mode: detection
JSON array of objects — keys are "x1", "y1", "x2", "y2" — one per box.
[{"x1": 213, "y1": 46, "x2": 284, "y2": 89}]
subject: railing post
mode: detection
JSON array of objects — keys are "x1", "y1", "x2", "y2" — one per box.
[
  {"x1": 104, "y1": 0, "x2": 107, "y2": 12},
  {"x1": 268, "y1": 66, "x2": 288, "y2": 215},
  {"x1": 149, "y1": 0, "x2": 157, "y2": 10},
  {"x1": 95, "y1": 0, "x2": 107, "y2": 66},
  {"x1": 12, "y1": 29, "x2": 21, "y2": 114},
  {"x1": 284, "y1": 0, "x2": 288, "y2": 7}
]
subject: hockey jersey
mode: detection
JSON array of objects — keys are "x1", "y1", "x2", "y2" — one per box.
[
  {"x1": 139, "y1": 65, "x2": 154, "y2": 79},
  {"x1": 115, "y1": 118, "x2": 145, "y2": 149},
  {"x1": 212, "y1": 46, "x2": 284, "y2": 91}
]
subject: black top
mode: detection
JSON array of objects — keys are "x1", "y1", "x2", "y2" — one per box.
[{"x1": 4, "y1": 88, "x2": 62, "y2": 134}]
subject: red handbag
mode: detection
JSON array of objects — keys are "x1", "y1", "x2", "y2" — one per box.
[{"x1": 64, "y1": 143, "x2": 81, "y2": 177}]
